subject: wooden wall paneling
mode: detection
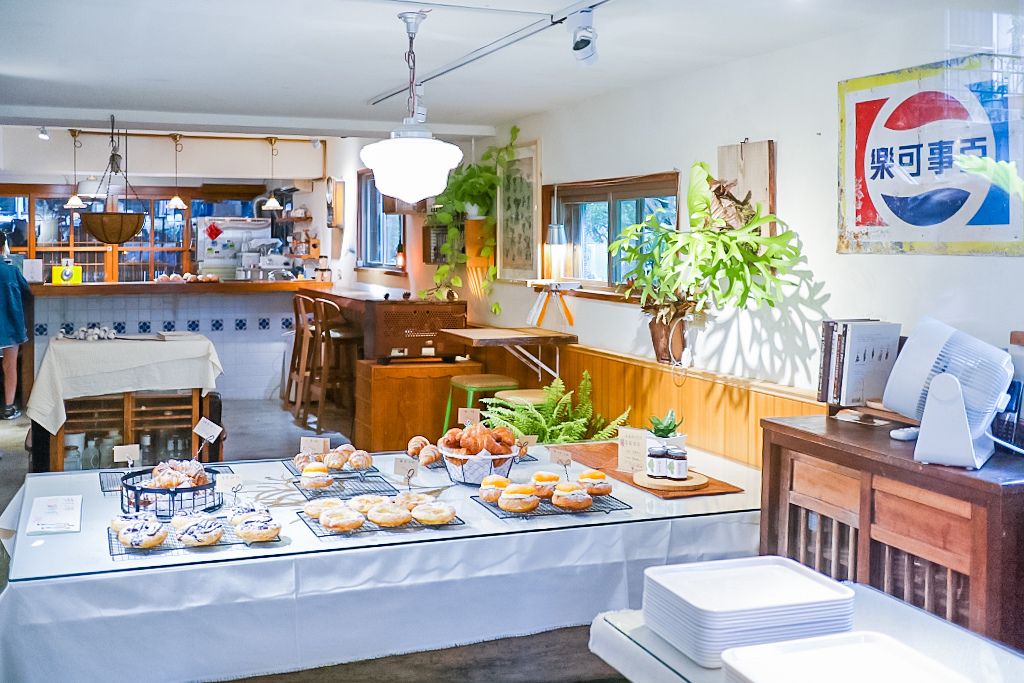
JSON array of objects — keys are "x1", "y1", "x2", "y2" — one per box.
[{"x1": 970, "y1": 504, "x2": 988, "y2": 635}]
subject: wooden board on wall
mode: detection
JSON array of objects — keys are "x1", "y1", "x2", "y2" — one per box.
[{"x1": 717, "y1": 139, "x2": 776, "y2": 230}]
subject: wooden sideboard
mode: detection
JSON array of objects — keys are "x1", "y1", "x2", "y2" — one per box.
[{"x1": 760, "y1": 415, "x2": 1024, "y2": 650}]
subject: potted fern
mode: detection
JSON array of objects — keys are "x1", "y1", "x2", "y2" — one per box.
[
  {"x1": 609, "y1": 160, "x2": 803, "y2": 363},
  {"x1": 648, "y1": 409, "x2": 687, "y2": 449},
  {"x1": 481, "y1": 371, "x2": 631, "y2": 444}
]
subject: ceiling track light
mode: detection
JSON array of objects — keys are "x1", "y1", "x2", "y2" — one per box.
[
  {"x1": 359, "y1": 11, "x2": 463, "y2": 205},
  {"x1": 38, "y1": 126, "x2": 50, "y2": 141},
  {"x1": 569, "y1": 8, "x2": 597, "y2": 66}
]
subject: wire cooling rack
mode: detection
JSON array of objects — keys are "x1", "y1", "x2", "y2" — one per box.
[
  {"x1": 100, "y1": 465, "x2": 234, "y2": 495},
  {"x1": 282, "y1": 459, "x2": 379, "y2": 478},
  {"x1": 423, "y1": 452, "x2": 537, "y2": 470},
  {"x1": 106, "y1": 517, "x2": 280, "y2": 560},
  {"x1": 297, "y1": 510, "x2": 465, "y2": 539},
  {"x1": 471, "y1": 493, "x2": 631, "y2": 519},
  {"x1": 291, "y1": 475, "x2": 399, "y2": 501}
]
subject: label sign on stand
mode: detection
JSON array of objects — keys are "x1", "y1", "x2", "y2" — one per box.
[
  {"x1": 113, "y1": 444, "x2": 140, "y2": 464},
  {"x1": 300, "y1": 437, "x2": 330, "y2": 454},
  {"x1": 548, "y1": 447, "x2": 573, "y2": 467},
  {"x1": 193, "y1": 417, "x2": 224, "y2": 443},
  {"x1": 458, "y1": 408, "x2": 481, "y2": 426},
  {"x1": 393, "y1": 457, "x2": 419, "y2": 481},
  {"x1": 215, "y1": 473, "x2": 244, "y2": 493},
  {"x1": 617, "y1": 426, "x2": 647, "y2": 473}
]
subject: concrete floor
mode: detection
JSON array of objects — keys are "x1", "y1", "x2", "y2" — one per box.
[{"x1": 0, "y1": 400, "x2": 624, "y2": 683}]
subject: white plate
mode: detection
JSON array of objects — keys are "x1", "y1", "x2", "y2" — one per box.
[
  {"x1": 722, "y1": 631, "x2": 971, "y2": 683},
  {"x1": 644, "y1": 556, "x2": 854, "y2": 615},
  {"x1": 643, "y1": 581, "x2": 853, "y2": 626}
]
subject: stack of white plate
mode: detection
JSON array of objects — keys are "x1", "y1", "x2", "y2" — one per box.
[
  {"x1": 721, "y1": 631, "x2": 970, "y2": 683},
  {"x1": 642, "y1": 556, "x2": 855, "y2": 668}
]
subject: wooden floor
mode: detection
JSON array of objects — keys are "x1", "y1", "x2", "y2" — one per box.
[{"x1": 236, "y1": 626, "x2": 627, "y2": 683}]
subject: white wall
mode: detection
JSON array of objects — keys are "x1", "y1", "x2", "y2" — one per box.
[{"x1": 459, "y1": 9, "x2": 1024, "y2": 391}]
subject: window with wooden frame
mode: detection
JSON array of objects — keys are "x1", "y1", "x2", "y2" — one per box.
[
  {"x1": 0, "y1": 183, "x2": 194, "y2": 282},
  {"x1": 542, "y1": 172, "x2": 679, "y2": 288},
  {"x1": 356, "y1": 169, "x2": 406, "y2": 271}
]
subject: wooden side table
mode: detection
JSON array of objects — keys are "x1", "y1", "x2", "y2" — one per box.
[{"x1": 760, "y1": 415, "x2": 1024, "y2": 650}]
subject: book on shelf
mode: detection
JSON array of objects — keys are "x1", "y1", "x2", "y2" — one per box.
[{"x1": 818, "y1": 319, "x2": 901, "y2": 406}]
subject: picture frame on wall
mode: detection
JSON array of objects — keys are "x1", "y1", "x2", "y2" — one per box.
[
  {"x1": 497, "y1": 140, "x2": 542, "y2": 281},
  {"x1": 326, "y1": 177, "x2": 344, "y2": 228}
]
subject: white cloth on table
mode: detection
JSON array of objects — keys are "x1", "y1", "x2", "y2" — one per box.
[
  {"x1": 0, "y1": 513, "x2": 757, "y2": 683},
  {"x1": 27, "y1": 336, "x2": 223, "y2": 434}
]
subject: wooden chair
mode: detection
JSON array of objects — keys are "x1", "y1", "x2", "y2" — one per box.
[
  {"x1": 287, "y1": 294, "x2": 317, "y2": 419},
  {"x1": 302, "y1": 298, "x2": 362, "y2": 432}
]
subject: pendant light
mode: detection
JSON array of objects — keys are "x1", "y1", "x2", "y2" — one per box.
[
  {"x1": 359, "y1": 11, "x2": 463, "y2": 205},
  {"x1": 167, "y1": 134, "x2": 188, "y2": 211},
  {"x1": 64, "y1": 130, "x2": 87, "y2": 210},
  {"x1": 263, "y1": 137, "x2": 284, "y2": 212}
]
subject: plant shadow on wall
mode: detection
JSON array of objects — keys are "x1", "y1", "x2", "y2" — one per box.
[
  {"x1": 610, "y1": 161, "x2": 812, "y2": 372},
  {"x1": 420, "y1": 127, "x2": 519, "y2": 313}
]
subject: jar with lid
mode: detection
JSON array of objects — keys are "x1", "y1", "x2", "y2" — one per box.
[
  {"x1": 666, "y1": 446, "x2": 688, "y2": 481},
  {"x1": 63, "y1": 446, "x2": 82, "y2": 471},
  {"x1": 646, "y1": 446, "x2": 668, "y2": 479}
]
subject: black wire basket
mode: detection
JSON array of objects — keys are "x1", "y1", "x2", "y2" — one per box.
[{"x1": 120, "y1": 468, "x2": 223, "y2": 519}]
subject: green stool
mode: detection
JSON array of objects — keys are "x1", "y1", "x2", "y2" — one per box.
[{"x1": 443, "y1": 374, "x2": 519, "y2": 432}]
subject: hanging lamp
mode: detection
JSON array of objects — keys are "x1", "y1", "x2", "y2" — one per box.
[
  {"x1": 78, "y1": 115, "x2": 148, "y2": 244},
  {"x1": 167, "y1": 134, "x2": 188, "y2": 211},
  {"x1": 64, "y1": 130, "x2": 87, "y2": 210},
  {"x1": 359, "y1": 11, "x2": 463, "y2": 204},
  {"x1": 263, "y1": 137, "x2": 284, "y2": 212}
]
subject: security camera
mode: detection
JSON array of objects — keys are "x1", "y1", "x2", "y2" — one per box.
[{"x1": 569, "y1": 9, "x2": 597, "y2": 66}]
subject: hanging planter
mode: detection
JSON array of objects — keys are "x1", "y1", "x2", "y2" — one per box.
[{"x1": 80, "y1": 115, "x2": 150, "y2": 245}]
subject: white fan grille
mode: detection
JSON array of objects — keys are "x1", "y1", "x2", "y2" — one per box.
[{"x1": 914, "y1": 330, "x2": 1013, "y2": 435}]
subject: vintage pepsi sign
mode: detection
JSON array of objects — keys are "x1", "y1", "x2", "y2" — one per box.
[{"x1": 839, "y1": 54, "x2": 1023, "y2": 254}]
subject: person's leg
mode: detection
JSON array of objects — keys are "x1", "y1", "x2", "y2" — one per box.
[{"x1": 3, "y1": 345, "x2": 20, "y2": 418}]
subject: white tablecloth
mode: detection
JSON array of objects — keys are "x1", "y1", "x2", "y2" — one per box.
[
  {"x1": 0, "y1": 451, "x2": 760, "y2": 682},
  {"x1": 27, "y1": 336, "x2": 223, "y2": 434}
]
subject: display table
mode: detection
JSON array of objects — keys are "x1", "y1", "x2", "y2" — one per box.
[
  {"x1": 0, "y1": 447, "x2": 759, "y2": 683},
  {"x1": 27, "y1": 335, "x2": 223, "y2": 435},
  {"x1": 439, "y1": 326, "x2": 578, "y2": 380},
  {"x1": 589, "y1": 584, "x2": 1024, "y2": 682}
]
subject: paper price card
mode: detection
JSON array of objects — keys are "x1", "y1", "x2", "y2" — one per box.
[
  {"x1": 458, "y1": 408, "x2": 481, "y2": 426},
  {"x1": 517, "y1": 435, "x2": 539, "y2": 448},
  {"x1": 215, "y1": 473, "x2": 244, "y2": 493},
  {"x1": 617, "y1": 426, "x2": 647, "y2": 473},
  {"x1": 393, "y1": 456, "x2": 419, "y2": 481},
  {"x1": 113, "y1": 444, "x2": 140, "y2": 464},
  {"x1": 548, "y1": 447, "x2": 573, "y2": 467},
  {"x1": 193, "y1": 417, "x2": 224, "y2": 443},
  {"x1": 300, "y1": 437, "x2": 330, "y2": 453}
]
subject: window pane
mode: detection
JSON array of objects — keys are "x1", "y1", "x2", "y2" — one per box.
[
  {"x1": 580, "y1": 201, "x2": 609, "y2": 282},
  {"x1": 74, "y1": 250, "x2": 106, "y2": 283},
  {"x1": 0, "y1": 197, "x2": 29, "y2": 250},
  {"x1": 153, "y1": 251, "x2": 182, "y2": 277},
  {"x1": 153, "y1": 200, "x2": 186, "y2": 248},
  {"x1": 36, "y1": 250, "x2": 67, "y2": 283},
  {"x1": 120, "y1": 250, "x2": 151, "y2": 282},
  {"x1": 35, "y1": 199, "x2": 72, "y2": 247},
  {"x1": 644, "y1": 196, "x2": 677, "y2": 227},
  {"x1": 382, "y1": 214, "x2": 402, "y2": 267}
]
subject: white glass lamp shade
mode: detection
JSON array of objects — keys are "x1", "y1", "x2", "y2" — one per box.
[
  {"x1": 64, "y1": 194, "x2": 87, "y2": 210},
  {"x1": 360, "y1": 134, "x2": 463, "y2": 205},
  {"x1": 167, "y1": 195, "x2": 188, "y2": 211},
  {"x1": 263, "y1": 196, "x2": 284, "y2": 212}
]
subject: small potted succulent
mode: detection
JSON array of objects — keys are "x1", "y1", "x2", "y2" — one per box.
[{"x1": 648, "y1": 409, "x2": 687, "y2": 449}]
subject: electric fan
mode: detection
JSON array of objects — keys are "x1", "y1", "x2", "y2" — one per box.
[{"x1": 882, "y1": 317, "x2": 1014, "y2": 469}]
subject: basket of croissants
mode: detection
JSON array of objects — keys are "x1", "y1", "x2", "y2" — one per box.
[{"x1": 433, "y1": 424, "x2": 520, "y2": 486}]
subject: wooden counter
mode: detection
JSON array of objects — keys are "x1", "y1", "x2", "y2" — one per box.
[{"x1": 32, "y1": 280, "x2": 333, "y2": 297}]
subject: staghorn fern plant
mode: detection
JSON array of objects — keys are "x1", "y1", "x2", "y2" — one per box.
[{"x1": 481, "y1": 371, "x2": 631, "y2": 444}]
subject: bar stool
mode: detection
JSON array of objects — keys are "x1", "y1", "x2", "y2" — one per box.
[
  {"x1": 302, "y1": 298, "x2": 362, "y2": 432},
  {"x1": 286, "y1": 294, "x2": 317, "y2": 419},
  {"x1": 442, "y1": 374, "x2": 519, "y2": 433},
  {"x1": 493, "y1": 389, "x2": 546, "y2": 406}
]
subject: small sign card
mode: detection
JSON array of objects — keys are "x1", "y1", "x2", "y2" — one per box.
[
  {"x1": 458, "y1": 408, "x2": 481, "y2": 425},
  {"x1": 26, "y1": 495, "x2": 82, "y2": 535},
  {"x1": 215, "y1": 473, "x2": 244, "y2": 493},
  {"x1": 193, "y1": 417, "x2": 224, "y2": 443},
  {"x1": 300, "y1": 437, "x2": 331, "y2": 454},
  {"x1": 113, "y1": 444, "x2": 140, "y2": 464},
  {"x1": 548, "y1": 446, "x2": 573, "y2": 467},
  {"x1": 394, "y1": 456, "x2": 419, "y2": 481},
  {"x1": 517, "y1": 435, "x2": 539, "y2": 449},
  {"x1": 617, "y1": 426, "x2": 647, "y2": 473}
]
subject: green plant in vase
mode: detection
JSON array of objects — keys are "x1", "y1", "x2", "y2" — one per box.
[
  {"x1": 649, "y1": 409, "x2": 682, "y2": 438},
  {"x1": 419, "y1": 126, "x2": 519, "y2": 313}
]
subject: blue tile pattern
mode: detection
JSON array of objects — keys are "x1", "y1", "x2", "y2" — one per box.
[
  {"x1": 113, "y1": 322, "x2": 126, "y2": 335},
  {"x1": 211, "y1": 319, "x2": 223, "y2": 331},
  {"x1": 34, "y1": 324, "x2": 47, "y2": 337},
  {"x1": 61, "y1": 323, "x2": 74, "y2": 336},
  {"x1": 88, "y1": 322, "x2": 100, "y2": 330},
  {"x1": 235, "y1": 318, "x2": 247, "y2": 331},
  {"x1": 187, "y1": 320, "x2": 200, "y2": 332},
  {"x1": 281, "y1": 317, "x2": 293, "y2": 330},
  {"x1": 162, "y1": 321, "x2": 176, "y2": 332},
  {"x1": 139, "y1": 321, "x2": 151, "y2": 334},
  {"x1": 258, "y1": 318, "x2": 270, "y2": 330}
]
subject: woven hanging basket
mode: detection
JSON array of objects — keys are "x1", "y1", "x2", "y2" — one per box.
[{"x1": 79, "y1": 212, "x2": 146, "y2": 245}]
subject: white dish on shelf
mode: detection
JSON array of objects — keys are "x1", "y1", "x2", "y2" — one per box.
[{"x1": 721, "y1": 631, "x2": 970, "y2": 683}]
